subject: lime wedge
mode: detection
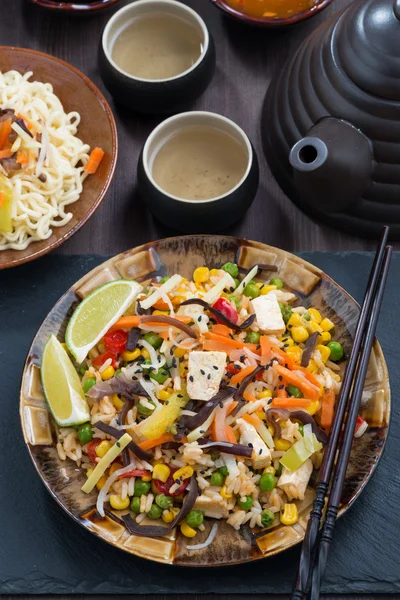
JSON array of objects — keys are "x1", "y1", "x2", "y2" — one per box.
[
  {"x1": 65, "y1": 279, "x2": 142, "y2": 364},
  {"x1": 41, "y1": 334, "x2": 90, "y2": 426}
]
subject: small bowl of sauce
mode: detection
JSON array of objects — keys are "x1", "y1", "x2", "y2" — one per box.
[
  {"x1": 30, "y1": 0, "x2": 121, "y2": 13},
  {"x1": 209, "y1": 0, "x2": 334, "y2": 26},
  {"x1": 100, "y1": 0, "x2": 216, "y2": 114},
  {"x1": 138, "y1": 111, "x2": 259, "y2": 232}
]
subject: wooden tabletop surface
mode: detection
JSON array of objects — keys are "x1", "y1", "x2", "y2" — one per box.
[{"x1": 2, "y1": 0, "x2": 392, "y2": 598}]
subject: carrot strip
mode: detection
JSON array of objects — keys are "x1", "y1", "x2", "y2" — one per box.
[
  {"x1": 212, "y1": 399, "x2": 234, "y2": 442},
  {"x1": 275, "y1": 365, "x2": 320, "y2": 401},
  {"x1": 320, "y1": 389, "x2": 335, "y2": 432},
  {"x1": 260, "y1": 336, "x2": 271, "y2": 366},
  {"x1": 110, "y1": 316, "x2": 141, "y2": 330},
  {"x1": 211, "y1": 323, "x2": 232, "y2": 337},
  {"x1": 277, "y1": 382, "x2": 288, "y2": 399},
  {"x1": 16, "y1": 113, "x2": 34, "y2": 130},
  {"x1": 0, "y1": 149, "x2": 13, "y2": 159},
  {"x1": 225, "y1": 425, "x2": 237, "y2": 444},
  {"x1": 226, "y1": 400, "x2": 238, "y2": 416},
  {"x1": 139, "y1": 433, "x2": 176, "y2": 450},
  {"x1": 84, "y1": 147, "x2": 105, "y2": 174},
  {"x1": 202, "y1": 332, "x2": 261, "y2": 355},
  {"x1": 152, "y1": 298, "x2": 170, "y2": 311},
  {"x1": 230, "y1": 365, "x2": 256, "y2": 387},
  {"x1": 0, "y1": 119, "x2": 12, "y2": 149},
  {"x1": 243, "y1": 390, "x2": 258, "y2": 402},
  {"x1": 273, "y1": 348, "x2": 321, "y2": 387},
  {"x1": 242, "y1": 413, "x2": 262, "y2": 427},
  {"x1": 271, "y1": 398, "x2": 312, "y2": 408},
  {"x1": 16, "y1": 152, "x2": 28, "y2": 165}
]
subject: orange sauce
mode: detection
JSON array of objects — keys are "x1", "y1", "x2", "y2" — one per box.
[{"x1": 223, "y1": 0, "x2": 317, "y2": 19}]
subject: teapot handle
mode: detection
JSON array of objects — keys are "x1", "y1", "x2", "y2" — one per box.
[{"x1": 289, "y1": 118, "x2": 374, "y2": 215}]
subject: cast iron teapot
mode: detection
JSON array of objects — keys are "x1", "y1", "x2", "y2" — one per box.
[{"x1": 262, "y1": 0, "x2": 400, "y2": 238}]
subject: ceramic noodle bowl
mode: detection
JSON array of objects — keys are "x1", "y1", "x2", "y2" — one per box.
[
  {"x1": 20, "y1": 236, "x2": 390, "y2": 566},
  {"x1": 262, "y1": 0, "x2": 400, "y2": 238}
]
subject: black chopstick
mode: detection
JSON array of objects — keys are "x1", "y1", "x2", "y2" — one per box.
[
  {"x1": 291, "y1": 226, "x2": 390, "y2": 600},
  {"x1": 310, "y1": 244, "x2": 392, "y2": 600}
]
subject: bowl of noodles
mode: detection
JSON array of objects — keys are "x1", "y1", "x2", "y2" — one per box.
[{"x1": 0, "y1": 47, "x2": 118, "y2": 270}]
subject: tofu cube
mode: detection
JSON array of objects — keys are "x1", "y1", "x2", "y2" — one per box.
[
  {"x1": 277, "y1": 458, "x2": 313, "y2": 501},
  {"x1": 195, "y1": 494, "x2": 229, "y2": 519},
  {"x1": 187, "y1": 351, "x2": 227, "y2": 401},
  {"x1": 250, "y1": 294, "x2": 286, "y2": 335},
  {"x1": 236, "y1": 418, "x2": 271, "y2": 469}
]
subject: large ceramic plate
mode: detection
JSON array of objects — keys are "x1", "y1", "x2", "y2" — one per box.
[
  {"x1": 20, "y1": 236, "x2": 390, "y2": 566},
  {"x1": 0, "y1": 47, "x2": 118, "y2": 270}
]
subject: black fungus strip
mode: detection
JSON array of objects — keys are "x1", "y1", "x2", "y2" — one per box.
[
  {"x1": 126, "y1": 327, "x2": 140, "y2": 352},
  {"x1": 95, "y1": 421, "x2": 153, "y2": 461},
  {"x1": 289, "y1": 410, "x2": 329, "y2": 444},
  {"x1": 87, "y1": 372, "x2": 149, "y2": 399},
  {"x1": 264, "y1": 407, "x2": 290, "y2": 439},
  {"x1": 136, "y1": 300, "x2": 151, "y2": 316},
  {"x1": 178, "y1": 387, "x2": 236, "y2": 430},
  {"x1": 121, "y1": 476, "x2": 198, "y2": 538},
  {"x1": 234, "y1": 365, "x2": 264, "y2": 400},
  {"x1": 15, "y1": 117, "x2": 33, "y2": 138},
  {"x1": 140, "y1": 315, "x2": 197, "y2": 339},
  {"x1": 301, "y1": 332, "x2": 319, "y2": 368},
  {"x1": 197, "y1": 440, "x2": 253, "y2": 458},
  {"x1": 180, "y1": 298, "x2": 256, "y2": 331}
]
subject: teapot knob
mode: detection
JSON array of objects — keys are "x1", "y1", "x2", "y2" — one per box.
[{"x1": 395, "y1": 0, "x2": 400, "y2": 19}]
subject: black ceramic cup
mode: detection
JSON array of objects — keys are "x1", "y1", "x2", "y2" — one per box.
[
  {"x1": 137, "y1": 111, "x2": 259, "y2": 232},
  {"x1": 99, "y1": 0, "x2": 216, "y2": 114}
]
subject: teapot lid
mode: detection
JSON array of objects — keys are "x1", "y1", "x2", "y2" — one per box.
[{"x1": 336, "y1": 0, "x2": 400, "y2": 100}]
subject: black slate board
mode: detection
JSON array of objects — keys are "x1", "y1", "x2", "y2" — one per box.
[{"x1": 1, "y1": 252, "x2": 399, "y2": 595}]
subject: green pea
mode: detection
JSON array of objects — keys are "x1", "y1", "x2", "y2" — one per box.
[
  {"x1": 185, "y1": 510, "x2": 204, "y2": 529},
  {"x1": 155, "y1": 494, "x2": 173, "y2": 510},
  {"x1": 245, "y1": 330, "x2": 260, "y2": 344},
  {"x1": 150, "y1": 368, "x2": 170, "y2": 384},
  {"x1": 79, "y1": 364, "x2": 88, "y2": 375},
  {"x1": 222, "y1": 262, "x2": 239, "y2": 278},
  {"x1": 259, "y1": 473, "x2": 276, "y2": 492},
  {"x1": 287, "y1": 384, "x2": 303, "y2": 398},
  {"x1": 134, "y1": 479, "x2": 151, "y2": 497},
  {"x1": 233, "y1": 278, "x2": 240, "y2": 289},
  {"x1": 83, "y1": 377, "x2": 96, "y2": 393},
  {"x1": 275, "y1": 463, "x2": 283, "y2": 477},
  {"x1": 260, "y1": 509, "x2": 275, "y2": 528},
  {"x1": 279, "y1": 302, "x2": 293, "y2": 324},
  {"x1": 148, "y1": 503, "x2": 163, "y2": 520},
  {"x1": 159, "y1": 276, "x2": 169, "y2": 284},
  {"x1": 270, "y1": 277, "x2": 283, "y2": 289},
  {"x1": 303, "y1": 313, "x2": 311, "y2": 321},
  {"x1": 137, "y1": 399, "x2": 155, "y2": 416},
  {"x1": 238, "y1": 496, "x2": 253, "y2": 510},
  {"x1": 243, "y1": 283, "x2": 260, "y2": 299},
  {"x1": 130, "y1": 497, "x2": 141, "y2": 513},
  {"x1": 210, "y1": 471, "x2": 225, "y2": 486},
  {"x1": 327, "y1": 341, "x2": 344, "y2": 361},
  {"x1": 298, "y1": 424, "x2": 304, "y2": 436},
  {"x1": 219, "y1": 466, "x2": 229, "y2": 477},
  {"x1": 210, "y1": 452, "x2": 220, "y2": 462},
  {"x1": 77, "y1": 423, "x2": 93, "y2": 445},
  {"x1": 228, "y1": 295, "x2": 240, "y2": 309},
  {"x1": 144, "y1": 332, "x2": 163, "y2": 349}
]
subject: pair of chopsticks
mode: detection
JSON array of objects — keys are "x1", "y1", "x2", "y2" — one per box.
[{"x1": 291, "y1": 226, "x2": 392, "y2": 600}]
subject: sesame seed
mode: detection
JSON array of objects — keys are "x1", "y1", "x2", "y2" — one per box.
[
  {"x1": 248, "y1": 443, "x2": 253, "y2": 448},
  {"x1": 267, "y1": 399, "x2": 272, "y2": 404},
  {"x1": 213, "y1": 365, "x2": 219, "y2": 370},
  {"x1": 132, "y1": 376, "x2": 138, "y2": 380},
  {"x1": 177, "y1": 394, "x2": 183, "y2": 398},
  {"x1": 285, "y1": 363, "x2": 289, "y2": 368},
  {"x1": 165, "y1": 401, "x2": 169, "y2": 405},
  {"x1": 219, "y1": 401, "x2": 223, "y2": 408},
  {"x1": 207, "y1": 374, "x2": 211, "y2": 380},
  {"x1": 284, "y1": 344, "x2": 289, "y2": 348},
  {"x1": 170, "y1": 349, "x2": 174, "y2": 356},
  {"x1": 234, "y1": 365, "x2": 240, "y2": 370},
  {"x1": 198, "y1": 316, "x2": 202, "y2": 322},
  {"x1": 278, "y1": 375, "x2": 283, "y2": 381},
  {"x1": 200, "y1": 369, "x2": 205, "y2": 375},
  {"x1": 259, "y1": 449, "x2": 263, "y2": 455},
  {"x1": 278, "y1": 384, "x2": 284, "y2": 389},
  {"x1": 230, "y1": 287, "x2": 234, "y2": 292},
  {"x1": 229, "y1": 334, "x2": 235, "y2": 340},
  {"x1": 256, "y1": 344, "x2": 261, "y2": 350},
  {"x1": 199, "y1": 430, "x2": 205, "y2": 434},
  {"x1": 240, "y1": 355, "x2": 245, "y2": 362},
  {"x1": 189, "y1": 375, "x2": 194, "y2": 382},
  {"x1": 144, "y1": 375, "x2": 150, "y2": 381},
  {"x1": 116, "y1": 442, "x2": 120, "y2": 448}
]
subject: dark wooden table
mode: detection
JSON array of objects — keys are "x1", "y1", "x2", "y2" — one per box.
[{"x1": 3, "y1": 0, "x2": 393, "y2": 598}]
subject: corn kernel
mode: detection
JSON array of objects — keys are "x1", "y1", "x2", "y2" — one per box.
[
  {"x1": 287, "y1": 313, "x2": 302, "y2": 328},
  {"x1": 316, "y1": 344, "x2": 331, "y2": 363},
  {"x1": 142, "y1": 473, "x2": 152, "y2": 482},
  {"x1": 112, "y1": 394, "x2": 125, "y2": 410},
  {"x1": 263, "y1": 466, "x2": 276, "y2": 475},
  {"x1": 291, "y1": 326, "x2": 309, "y2": 343},
  {"x1": 181, "y1": 522, "x2": 197, "y2": 538},
  {"x1": 307, "y1": 400, "x2": 320, "y2": 416},
  {"x1": 307, "y1": 359, "x2": 318, "y2": 373},
  {"x1": 220, "y1": 485, "x2": 232, "y2": 499},
  {"x1": 274, "y1": 438, "x2": 291, "y2": 451},
  {"x1": 162, "y1": 507, "x2": 179, "y2": 524},
  {"x1": 318, "y1": 331, "x2": 331, "y2": 344},
  {"x1": 209, "y1": 269, "x2": 220, "y2": 277},
  {"x1": 308, "y1": 308, "x2": 322, "y2": 323},
  {"x1": 152, "y1": 464, "x2": 171, "y2": 483},
  {"x1": 306, "y1": 320, "x2": 323, "y2": 334},
  {"x1": 109, "y1": 462, "x2": 123, "y2": 476},
  {"x1": 321, "y1": 317, "x2": 335, "y2": 332},
  {"x1": 256, "y1": 410, "x2": 267, "y2": 421},
  {"x1": 109, "y1": 494, "x2": 130, "y2": 510},
  {"x1": 193, "y1": 267, "x2": 209, "y2": 283},
  {"x1": 260, "y1": 284, "x2": 277, "y2": 295},
  {"x1": 174, "y1": 347, "x2": 186, "y2": 359},
  {"x1": 172, "y1": 296, "x2": 185, "y2": 306},
  {"x1": 286, "y1": 346, "x2": 303, "y2": 363},
  {"x1": 96, "y1": 475, "x2": 107, "y2": 490},
  {"x1": 332, "y1": 373, "x2": 341, "y2": 382},
  {"x1": 122, "y1": 348, "x2": 141, "y2": 362},
  {"x1": 174, "y1": 466, "x2": 194, "y2": 481},
  {"x1": 281, "y1": 337, "x2": 294, "y2": 347},
  {"x1": 159, "y1": 389, "x2": 172, "y2": 401},
  {"x1": 258, "y1": 389, "x2": 272, "y2": 399},
  {"x1": 101, "y1": 365, "x2": 115, "y2": 380},
  {"x1": 95, "y1": 440, "x2": 112, "y2": 458},
  {"x1": 141, "y1": 348, "x2": 150, "y2": 360},
  {"x1": 153, "y1": 310, "x2": 169, "y2": 316},
  {"x1": 86, "y1": 467, "x2": 94, "y2": 478},
  {"x1": 195, "y1": 283, "x2": 205, "y2": 292},
  {"x1": 280, "y1": 503, "x2": 299, "y2": 525},
  {"x1": 267, "y1": 424, "x2": 275, "y2": 436},
  {"x1": 179, "y1": 362, "x2": 188, "y2": 376}
]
